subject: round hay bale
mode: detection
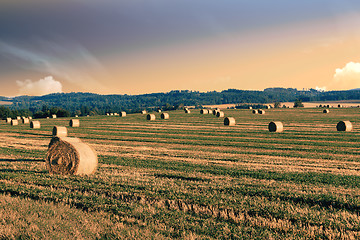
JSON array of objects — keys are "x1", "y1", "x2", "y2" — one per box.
[
  {"x1": 106, "y1": 113, "x2": 110, "y2": 116},
  {"x1": 75, "y1": 115, "x2": 79, "y2": 118},
  {"x1": 69, "y1": 119, "x2": 80, "y2": 127},
  {"x1": 323, "y1": 109, "x2": 329, "y2": 114},
  {"x1": 141, "y1": 110, "x2": 147, "y2": 114},
  {"x1": 161, "y1": 113, "x2": 169, "y2": 119},
  {"x1": 266, "y1": 105, "x2": 271, "y2": 109},
  {"x1": 157, "y1": 109, "x2": 162, "y2": 113},
  {"x1": 46, "y1": 137, "x2": 98, "y2": 175},
  {"x1": 16, "y1": 116, "x2": 21, "y2": 120},
  {"x1": 224, "y1": 117, "x2": 235, "y2": 126},
  {"x1": 30, "y1": 121, "x2": 41, "y2": 129},
  {"x1": 338, "y1": 104, "x2": 342, "y2": 108},
  {"x1": 6, "y1": 118, "x2": 11, "y2": 124},
  {"x1": 200, "y1": 109, "x2": 209, "y2": 114},
  {"x1": 147, "y1": 114, "x2": 155, "y2": 121},
  {"x1": 120, "y1": 111, "x2": 126, "y2": 117},
  {"x1": 22, "y1": 118, "x2": 29, "y2": 124},
  {"x1": 258, "y1": 109, "x2": 265, "y2": 114},
  {"x1": 11, "y1": 119, "x2": 18, "y2": 126},
  {"x1": 268, "y1": 121, "x2": 283, "y2": 132},
  {"x1": 337, "y1": 121, "x2": 352, "y2": 132},
  {"x1": 110, "y1": 113, "x2": 114, "y2": 116},
  {"x1": 249, "y1": 106, "x2": 253, "y2": 109},
  {"x1": 184, "y1": 109, "x2": 191, "y2": 114},
  {"x1": 52, "y1": 114, "x2": 57, "y2": 119},
  {"x1": 53, "y1": 126, "x2": 68, "y2": 137},
  {"x1": 29, "y1": 116, "x2": 32, "y2": 120},
  {"x1": 212, "y1": 109, "x2": 218, "y2": 115},
  {"x1": 216, "y1": 111, "x2": 225, "y2": 117},
  {"x1": 252, "y1": 109, "x2": 258, "y2": 114}
]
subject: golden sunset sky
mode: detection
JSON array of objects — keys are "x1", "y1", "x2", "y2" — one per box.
[{"x1": 1, "y1": 0, "x2": 360, "y2": 96}]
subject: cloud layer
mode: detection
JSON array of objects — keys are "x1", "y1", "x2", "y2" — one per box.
[
  {"x1": 333, "y1": 62, "x2": 360, "y2": 90},
  {"x1": 16, "y1": 76, "x2": 62, "y2": 96}
]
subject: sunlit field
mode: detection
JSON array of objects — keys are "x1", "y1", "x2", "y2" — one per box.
[{"x1": 1, "y1": 108, "x2": 360, "y2": 239}]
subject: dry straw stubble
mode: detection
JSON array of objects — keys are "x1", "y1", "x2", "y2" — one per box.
[{"x1": 46, "y1": 137, "x2": 98, "y2": 175}]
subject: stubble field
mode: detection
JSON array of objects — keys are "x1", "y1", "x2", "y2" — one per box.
[{"x1": 1, "y1": 108, "x2": 360, "y2": 239}]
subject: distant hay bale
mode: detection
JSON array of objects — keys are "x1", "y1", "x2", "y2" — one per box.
[
  {"x1": 30, "y1": 121, "x2": 41, "y2": 129},
  {"x1": 6, "y1": 118, "x2": 11, "y2": 123},
  {"x1": 120, "y1": 111, "x2": 126, "y2": 117},
  {"x1": 106, "y1": 113, "x2": 110, "y2": 116},
  {"x1": 52, "y1": 114, "x2": 57, "y2": 119},
  {"x1": 75, "y1": 115, "x2": 78, "y2": 118},
  {"x1": 141, "y1": 110, "x2": 147, "y2": 114},
  {"x1": 157, "y1": 109, "x2": 162, "y2": 113},
  {"x1": 323, "y1": 109, "x2": 329, "y2": 114},
  {"x1": 52, "y1": 126, "x2": 68, "y2": 137},
  {"x1": 200, "y1": 109, "x2": 209, "y2": 114},
  {"x1": 161, "y1": 113, "x2": 169, "y2": 119},
  {"x1": 11, "y1": 119, "x2": 18, "y2": 126},
  {"x1": 22, "y1": 118, "x2": 29, "y2": 124},
  {"x1": 147, "y1": 114, "x2": 155, "y2": 121},
  {"x1": 110, "y1": 113, "x2": 114, "y2": 116},
  {"x1": 28, "y1": 116, "x2": 32, "y2": 120},
  {"x1": 249, "y1": 106, "x2": 253, "y2": 109},
  {"x1": 69, "y1": 119, "x2": 80, "y2": 127},
  {"x1": 337, "y1": 121, "x2": 352, "y2": 132},
  {"x1": 258, "y1": 109, "x2": 265, "y2": 114},
  {"x1": 46, "y1": 137, "x2": 98, "y2": 175},
  {"x1": 212, "y1": 109, "x2": 218, "y2": 115},
  {"x1": 16, "y1": 116, "x2": 21, "y2": 120},
  {"x1": 216, "y1": 111, "x2": 225, "y2": 117},
  {"x1": 184, "y1": 109, "x2": 191, "y2": 114},
  {"x1": 224, "y1": 117, "x2": 235, "y2": 126},
  {"x1": 268, "y1": 121, "x2": 283, "y2": 132},
  {"x1": 252, "y1": 110, "x2": 258, "y2": 114},
  {"x1": 266, "y1": 105, "x2": 271, "y2": 109},
  {"x1": 46, "y1": 117, "x2": 50, "y2": 119},
  {"x1": 338, "y1": 104, "x2": 342, "y2": 108}
]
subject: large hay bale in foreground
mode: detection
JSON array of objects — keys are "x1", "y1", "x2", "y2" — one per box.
[
  {"x1": 224, "y1": 117, "x2": 236, "y2": 126},
  {"x1": 30, "y1": 121, "x2": 41, "y2": 129},
  {"x1": 200, "y1": 109, "x2": 209, "y2": 114},
  {"x1": 161, "y1": 113, "x2": 169, "y2": 119},
  {"x1": 46, "y1": 137, "x2": 98, "y2": 175},
  {"x1": 323, "y1": 109, "x2": 329, "y2": 114},
  {"x1": 216, "y1": 111, "x2": 225, "y2": 117},
  {"x1": 147, "y1": 114, "x2": 155, "y2": 121},
  {"x1": 120, "y1": 111, "x2": 126, "y2": 117},
  {"x1": 11, "y1": 120, "x2": 18, "y2": 126},
  {"x1": 22, "y1": 118, "x2": 29, "y2": 124},
  {"x1": 268, "y1": 121, "x2": 283, "y2": 132},
  {"x1": 69, "y1": 119, "x2": 80, "y2": 127},
  {"x1": 53, "y1": 126, "x2": 68, "y2": 137},
  {"x1": 337, "y1": 121, "x2": 352, "y2": 132}
]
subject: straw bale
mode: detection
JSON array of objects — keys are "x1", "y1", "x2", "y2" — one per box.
[
  {"x1": 46, "y1": 137, "x2": 97, "y2": 175},
  {"x1": 120, "y1": 111, "x2": 126, "y2": 117},
  {"x1": 6, "y1": 118, "x2": 11, "y2": 124},
  {"x1": 69, "y1": 119, "x2": 80, "y2": 127},
  {"x1": 141, "y1": 110, "x2": 147, "y2": 114},
  {"x1": 29, "y1": 117, "x2": 32, "y2": 120},
  {"x1": 212, "y1": 109, "x2": 218, "y2": 115},
  {"x1": 75, "y1": 115, "x2": 78, "y2": 118},
  {"x1": 147, "y1": 114, "x2": 156, "y2": 121},
  {"x1": 268, "y1": 121, "x2": 283, "y2": 132},
  {"x1": 249, "y1": 106, "x2": 253, "y2": 109},
  {"x1": 52, "y1": 114, "x2": 57, "y2": 119},
  {"x1": 252, "y1": 110, "x2": 258, "y2": 114},
  {"x1": 224, "y1": 117, "x2": 235, "y2": 126},
  {"x1": 258, "y1": 109, "x2": 265, "y2": 114},
  {"x1": 11, "y1": 120, "x2": 18, "y2": 126},
  {"x1": 52, "y1": 126, "x2": 68, "y2": 137},
  {"x1": 216, "y1": 111, "x2": 225, "y2": 117},
  {"x1": 22, "y1": 118, "x2": 29, "y2": 124},
  {"x1": 30, "y1": 121, "x2": 41, "y2": 129},
  {"x1": 157, "y1": 109, "x2": 162, "y2": 113},
  {"x1": 185, "y1": 109, "x2": 191, "y2": 114},
  {"x1": 323, "y1": 109, "x2": 329, "y2": 114},
  {"x1": 161, "y1": 113, "x2": 169, "y2": 119},
  {"x1": 16, "y1": 116, "x2": 21, "y2": 120},
  {"x1": 200, "y1": 109, "x2": 209, "y2": 114},
  {"x1": 337, "y1": 121, "x2": 352, "y2": 132}
]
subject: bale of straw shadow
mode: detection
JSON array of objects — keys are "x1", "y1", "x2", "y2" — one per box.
[
  {"x1": 337, "y1": 121, "x2": 352, "y2": 132},
  {"x1": 69, "y1": 119, "x2": 80, "y2": 127},
  {"x1": 46, "y1": 137, "x2": 98, "y2": 175},
  {"x1": 161, "y1": 113, "x2": 169, "y2": 119},
  {"x1": 147, "y1": 114, "x2": 156, "y2": 121},
  {"x1": 30, "y1": 121, "x2": 41, "y2": 129},
  {"x1": 53, "y1": 126, "x2": 68, "y2": 137},
  {"x1": 268, "y1": 121, "x2": 283, "y2": 132},
  {"x1": 224, "y1": 117, "x2": 235, "y2": 126}
]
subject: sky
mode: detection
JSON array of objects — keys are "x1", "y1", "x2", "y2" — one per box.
[{"x1": 1, "y1": 0, "x2": 360, "y2": 96}]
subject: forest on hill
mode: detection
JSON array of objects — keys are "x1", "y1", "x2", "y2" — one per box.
[{"x1": 1, "y1": 88, "x2": 360, "y2": 119}]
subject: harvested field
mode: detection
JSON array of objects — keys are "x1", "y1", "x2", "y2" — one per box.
[{"x1": 1, "y1": 108, "x2": 360, "y2": 239}]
